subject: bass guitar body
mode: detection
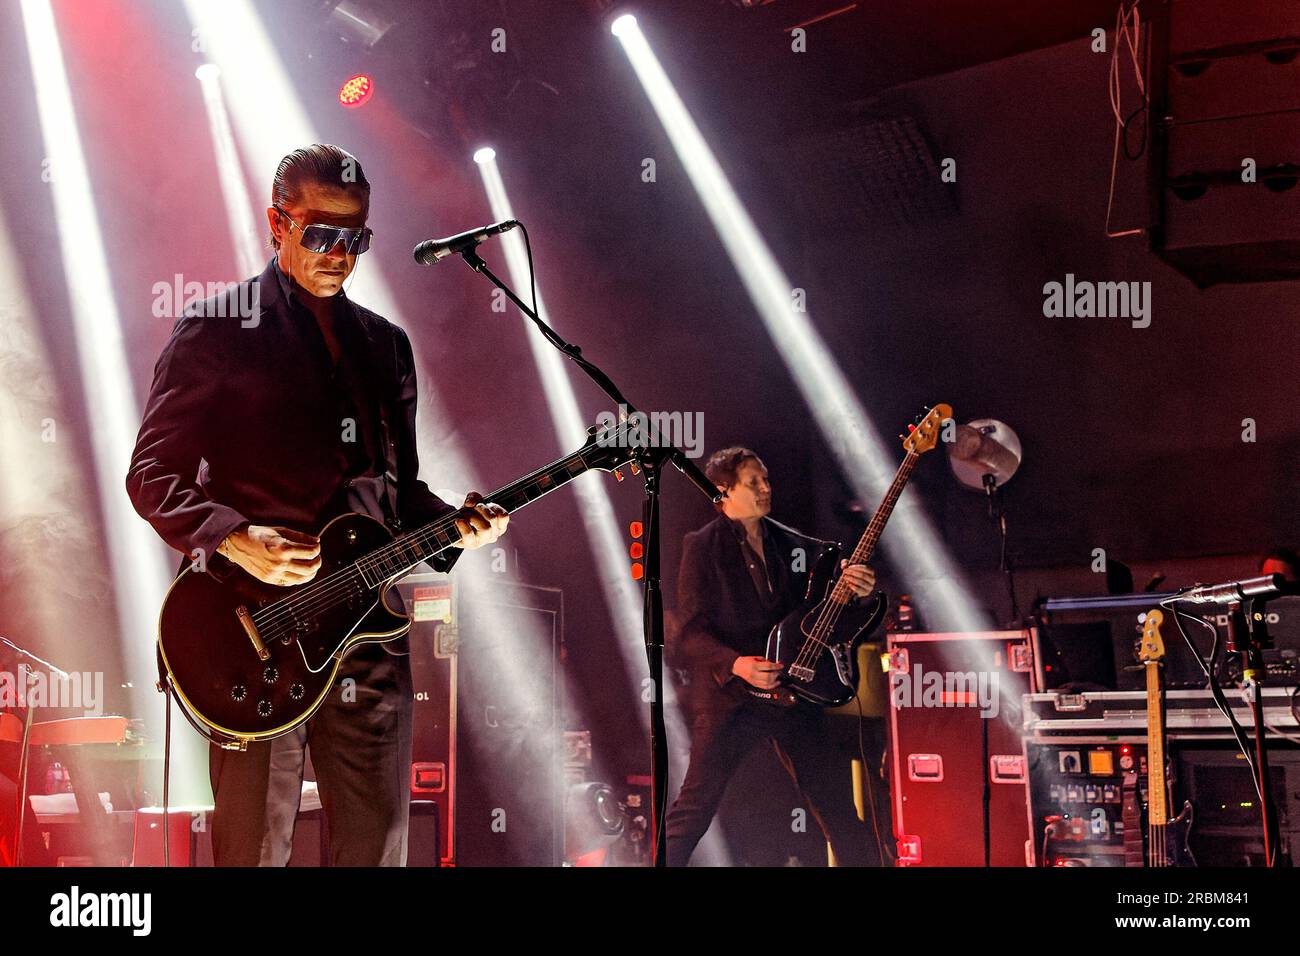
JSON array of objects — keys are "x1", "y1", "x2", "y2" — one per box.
[
  {"x1": 762, "y1": 546, "x2": 887, "y2": 707},
  {"x1": 1145, "y1": 801, "x2": 1196, "y2": 868}
]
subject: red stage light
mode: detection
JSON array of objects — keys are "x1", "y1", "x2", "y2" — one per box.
[{"x1": 338, "y1": 74, "x2": 373, "y2": 108}]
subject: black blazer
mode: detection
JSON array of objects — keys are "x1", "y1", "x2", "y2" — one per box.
[
  {"x1": 673, "y1": 513, "x2": 839, "y2": 711},
  {"x1": 126, "y1": 258, "x2": 460, "y2": 653}
]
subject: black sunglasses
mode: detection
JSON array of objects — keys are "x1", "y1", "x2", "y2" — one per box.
[{"x1": 274, "y1": 206, "x2": 373, "y2": 255}]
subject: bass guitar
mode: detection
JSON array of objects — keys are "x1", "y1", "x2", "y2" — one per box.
[
  {"x1": 1134, "y1": 609, "x2": 1196, "y2": 866},
  {"x1": 157, "y1": 421, "x2": 640, "y2": 745},
  {"x1": 753, "y1": 404, "x2": 951, "y2": 706}
]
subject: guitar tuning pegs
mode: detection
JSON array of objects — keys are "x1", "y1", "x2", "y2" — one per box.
[
  {"x1": 629, "y1": 461, "x2": 641, "y2": 475},
  {"x1": 613, "y1": 468, "x2": 625, "y2": 482}
]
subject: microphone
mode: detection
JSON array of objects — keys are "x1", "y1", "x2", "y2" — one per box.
[
  {"x1": 1174, "y1": 574, "x2": 1286, "y2": 605},
  {"x1": 413, "y1": 219, "x2": 519, "y2": 265}
]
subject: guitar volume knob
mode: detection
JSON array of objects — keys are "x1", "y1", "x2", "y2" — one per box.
[
  {"x1": 263, "y1": 666, "x2": 279, "y2": 684},
  {"x1": 289, "y1": 683, "x2": 305, "y2": 700},
  {"x1": 256, "y1": 700, "x2": 272, "y2": 718},
  {"x1": 230, "y1": 684, "x2": 247, "y2": 702}
]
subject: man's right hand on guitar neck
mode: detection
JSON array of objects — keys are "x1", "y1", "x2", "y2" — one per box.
[
  {"x1": 218, "y1": 525, "x2": 323, "y2": 586},
  {"x1": 732, "y1": 655, "x2": 783, "y2": 689}
]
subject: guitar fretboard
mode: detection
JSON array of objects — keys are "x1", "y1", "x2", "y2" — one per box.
[
  {"x1": 252, "y1": 448, "x2": 598, "y2": 630},
  {"x1": 353, "y1": 452, "x2": 591, "y2": 586},
  {"x1": 1145, "y1": 660, "x2": 1169, "y2": 827},
  {"x1": 827, "y1": 451, "x2": 919, "y2": 605}
]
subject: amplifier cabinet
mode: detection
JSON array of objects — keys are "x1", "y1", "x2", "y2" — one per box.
[
  {"x1": 394, "y1": 572, "x2": 457, "y2": 865},
  {"x1": 396, "y1": 573, "x2": 566, "y2": 867}
]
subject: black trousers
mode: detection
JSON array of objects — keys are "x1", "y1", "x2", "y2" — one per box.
[
  {"x1": 208, "y1": 641, "x2": 412, "y2": 866},
  {"x1": 665, "y1": 699, "x2": 882, "y2": 867}
]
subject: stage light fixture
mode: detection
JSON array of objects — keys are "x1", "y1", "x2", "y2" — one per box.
[
  {"x1": 338, "y1": 72, "x2": 374, "y2": 108},
  {"x1": 327, "y1": 0, "x2": 397, "y2": 49}
]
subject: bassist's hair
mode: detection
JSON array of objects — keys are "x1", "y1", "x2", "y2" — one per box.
[{"x1": 704, "y1": 446, "x2": 762, "y2": 509}]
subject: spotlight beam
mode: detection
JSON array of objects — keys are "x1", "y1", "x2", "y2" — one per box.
[
  {"x1": 613, "y1": 18, "x2": 988, "y2": 632},
  {"x1": 19, "y1": 0, "x2": 174, "y2": 721},
  {"x1": 195, "y1": 65, "x2": 264, "y2": 278},
  {"x1": 473, "y1": 148, "x2": 733, "y2": 865}
]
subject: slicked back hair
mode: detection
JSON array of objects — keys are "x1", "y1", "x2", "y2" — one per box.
[{"x1": 269, "y1": 144, "x2": 369, "y2": 250}]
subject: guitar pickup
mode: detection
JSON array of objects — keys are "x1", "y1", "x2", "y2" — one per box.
[
  {"x1": 788, "y1": 664, "x2": 815, "y2": 682},
  {"x1": 236, "y1": 605, "x2": 270, "y2": 661}
]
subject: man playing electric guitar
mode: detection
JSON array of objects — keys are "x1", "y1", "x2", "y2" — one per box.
[
  {"x1": 665, "y1": 446, "x2": 882, "y2": 866},
  {"x1": 127, "y1": 145, "x2": 507, "y2": 866}
]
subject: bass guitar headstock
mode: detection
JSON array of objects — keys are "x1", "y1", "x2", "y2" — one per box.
[
  {"x1": 902, "y1": 403, "x2": 953, "y2": 456},
  {"x1": 1139, "y1": 609, "x2": 1167, "y2": 664}
]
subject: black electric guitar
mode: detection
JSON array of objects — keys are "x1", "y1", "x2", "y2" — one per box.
[
  {"x1": 157, "y1": 421, "x2": 641, "y2": 745},
  {"x1": 1135, "y1": 609, "x2": 1196, "y2": 866},
  {"x1": 752, "y1": 404, "x2": 952, "y2": 707}
]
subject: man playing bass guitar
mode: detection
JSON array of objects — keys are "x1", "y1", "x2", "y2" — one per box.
[{"x1": 665, "y1": 446, "x2": 882, "y2": 866}]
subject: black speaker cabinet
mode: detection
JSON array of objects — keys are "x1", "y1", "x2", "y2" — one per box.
[
  {"x1": 397, "y1": 573, "x2": 565, "y2": 866},
  {"x1": 1151, "y1": 0, "x2": 1300, "y2": 285},
  {"x1": 453, "y1": 579, "x2": 564, "y2": 866}
]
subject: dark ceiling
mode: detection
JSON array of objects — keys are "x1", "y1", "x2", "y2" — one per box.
[{"x1": 288, "y1": 0, "x2": 1127, "y2": 147}]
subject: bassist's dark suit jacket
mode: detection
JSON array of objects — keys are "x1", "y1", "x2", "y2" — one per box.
[
  {"x1": 665, "y1": 512, "x2": 880, "y2": 866},
  {"x1": 673, "y1": 513, "x2": 837, "y2": 714}
]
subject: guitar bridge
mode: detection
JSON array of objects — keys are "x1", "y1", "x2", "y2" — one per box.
[{"x1": 788, "y1": 664, "x2": 815, "y2": 682}]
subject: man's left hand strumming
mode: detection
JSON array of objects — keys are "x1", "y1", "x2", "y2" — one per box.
[
  {"x1": 840, "y1": 560, "x2": 876, "y2": 599},
  {"x1": 452, "y1": 491, "x2": 509, "y2": 549}
]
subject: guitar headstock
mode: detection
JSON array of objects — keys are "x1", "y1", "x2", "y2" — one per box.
[
  {"x1": 580, "y1": 418, "x2": 644, "y2": 478},
  {"x1": 902, "y1": 404, "x2": 953, "y2": 456},
  {"x1": 1139, "y1": 609, "x2": 1166, "y2": 664}
]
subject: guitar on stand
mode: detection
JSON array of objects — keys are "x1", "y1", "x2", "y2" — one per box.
[
  {"x1": 1133, "y1": 609, "x2": 1196, "y2": 866},
  {"x1": 751, "y1": 403, "x2": 951, "y2": 707}
]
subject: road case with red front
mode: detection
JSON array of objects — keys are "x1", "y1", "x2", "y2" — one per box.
[{"x1": 887, "y1": 628, "x2": 1037, "y2": 866}]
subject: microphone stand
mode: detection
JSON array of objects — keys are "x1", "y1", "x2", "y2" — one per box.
[
  {"x1": 1224, "y1": 596, "x2": 1280, "y2": 865},
  {"x1": 981, "y1": 474, "x2": 1020, "y2": 626},
  {"x1": 454, "y1": 247, "x2": 722, "y2": 867}
]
